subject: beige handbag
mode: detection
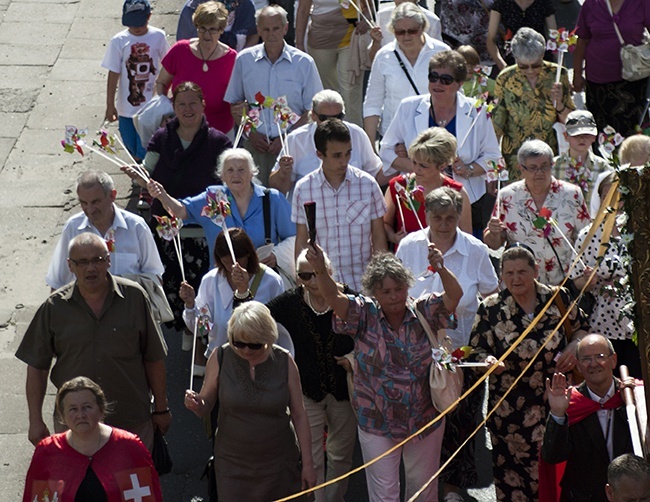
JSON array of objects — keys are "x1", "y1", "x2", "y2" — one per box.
[
  {"x1": 605, "y1": 0, "x2": 650, "y2": 81},
  {"x1": 413, "y1": 305, "x2": 464, "y2": 413}
]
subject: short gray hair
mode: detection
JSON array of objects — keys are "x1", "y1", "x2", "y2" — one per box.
[
  {"x1": 296, "y1": 248, "x2": 333, "y2": 274},
  {"x1": 68, "y1": 232, "x2": 108, "y2": 256},
  {"x1": 361, "y1": 252, "x2": 414, "y2": 295},
  {"x1": 517, "y1": 139, "x2": 554, "y2": 166},
  {"x1": 76, "y1": 170, "x2": 115, "y2": 195},
  {"x1": 608, "y1": 454, "x2": 650, "y2": 488},
  {"x1": 228, "y1": 301, "x2": 278, "y2": 346},
  {"x1": 425, "y1": 186, "x2": 463, "y2": 216},
  {"x1": 389, "y1": 2, "x2": 429, "y2": 34},
  {"x1": 256, "y1": 4, "x2": 288, "y2": 26},
  {"x1": 216, "y1": 148, "x2": 259, "y2": 178},
  {"x1": 312, "y1": 89, "x2": 345, "y2": 114},
  {"x1": 511, "y1": 27, "x2": 546, "y2": 62}
]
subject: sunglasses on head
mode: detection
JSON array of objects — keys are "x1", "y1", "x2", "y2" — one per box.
[
  {"x1": 232, "y1": 340, "x2": 265, "y2": 350},
  {"x1": 428, "y1": 71, "x2": 456, "y2": 85},
  {"x1": 317, "y1": 112, "x2": 345, "y2": 122},
  {"x1": 394, "y1": 28, "x2": 420, "y2": 36},
  {"x1": 297, "y1": 271, "x2": 317, "y2": 281}
]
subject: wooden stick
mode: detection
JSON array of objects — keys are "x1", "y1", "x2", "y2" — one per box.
[
  {"x1": 620, "y1": 365, "x2": 644, "y2": 456},
  {"x1": 189, "y1": 321, "x2": 198, "y2": 390},
  {"x1": 554, "y1": 51, "x2": 564, "y2": 109},
  {"x1": 221, "y1": 221, "x2": 237, "y2": 264}
]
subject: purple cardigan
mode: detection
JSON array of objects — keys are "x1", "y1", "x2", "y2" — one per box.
[{"x1": 148, "y1": 116, "x2": 232, "y2": 216}]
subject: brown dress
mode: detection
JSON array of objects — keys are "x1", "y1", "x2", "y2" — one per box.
[{"x1": 215, "y1": 345, "x2": 303, "y2": 501}]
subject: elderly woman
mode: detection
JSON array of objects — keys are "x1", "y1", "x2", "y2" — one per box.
[
  {"x1": 487, "y1": 0, "x2": 557, "y2": 71},
  {"x1": 571, "y1": 173, "x2": 641, "y2": 377},
  {"x1": 181, "y1": 228, "x2": 285, "y2": 356},
  {"x1": 185, "y1": 301, "x2": 317, "y2": 500},
  {"x1": 363, "y1": 3, "x2": 450, "y2": 146},
  {"x1": 492, "y1": 27, "x2": 574, "y2": 177},
  {"x1": 124, "y1": 81, "x2": 231, "y2": 335},
  {"x1": 573, "y1": 0, "x2": 650, "y2": 137},
  {"x1": 396, "y1": 186, "x2": 498, "y2": 497},
  {"x1": 380, "y1": 49, "x2": 502, "y2": 237},
  {"x1": 155, "y1": 1, "x2": 237, "y2": 135},
  {"x1": 307, "y1": 246, "x2": 462, "y2": 501},
  {"x1": 266, "y1": 249, "x2": 356, "y2": 502},
  {"x1": 24, "y1": 377, "x2": 162, "y2": 501},
  {"x1": 397, "y1": 187, "x2": 498, "y2": 347},
  {"x1": 484, "y1": 139, "x2": 591, "y2": 286},
  {"x1": 471, "y1": 244, "x2": 589, "y2": 500},
  {"x1": 147, "y1": 148, "x2": 296, "y2": 274},
  {"x1": 384, "y1": 127, "x2": 472, "y2": 245}
]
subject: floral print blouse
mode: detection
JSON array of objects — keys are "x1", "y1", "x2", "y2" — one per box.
[
  {"x1": 493, "y1": 178, "x2": 591, "y2": 286},
  {"x1": 333, "y1": 293, "x2": 456, "y2": 439},
  {"x1": 492, "y1": 61, "x2": 574, "y2": 179}
]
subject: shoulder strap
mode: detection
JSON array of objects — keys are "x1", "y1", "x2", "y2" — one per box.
[
  {"x1": 604, "y1": 0, "x2": 626, "y2": 46},
  {"x1": 393, "y1": 50, "x2": 420, "y2": 95},
  {"x1": 553, "y1": 288, "x2": 574, "y2": 341},
  {"x1": 412, "y1": 301, "x2": 441, "y2": 349},
  {"x1": 250, "y1": 263, "x2": 267, "y2": 297},
  {"x1": 262, "y1": 188, "x2": 272, "y2": 244}
]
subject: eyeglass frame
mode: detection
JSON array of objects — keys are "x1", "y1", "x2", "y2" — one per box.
[
  {"x1": 394, "y1": 27, "x2": 421, "y2": 36},
  {"x1": 297, "y1": 271, "x2": 317, "y2": 281},
  {"x1": 516, "y1": 61, "x2": 543, "y2": 70},
  {"x1": 197, "y1": 26, "x2": 223, "y2": 35},
  {"x1": 316, "y1": 112, "x2": 345, "y2": 122},
  {"x1": 428, "y1": 71, "x2": 457, "y2": 85},
  {"x1": 231, "y1": 340, "x2": 265, "y2": 350},
  {"x1": 69, "y1": 256, "x2": 109, "y2": 267},
  {"x1": 521, "y1": 163, "x2": 552, "y2": 174},
  {"x1": 577, "y1": 352, "x2": 614, "y2": 365}
]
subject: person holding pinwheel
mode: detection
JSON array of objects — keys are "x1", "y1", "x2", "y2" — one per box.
[{"x1": 484, "y1": 139, "x2": 591, "y2": 286}]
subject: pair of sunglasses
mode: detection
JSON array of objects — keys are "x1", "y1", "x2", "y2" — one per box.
[
  {"x1": 428, "y1": 72, "x2": 456, "y2": 85},
  {"x1": 297, "y1": 271, "x2": 317, "y2": 281},
  {"x1": 232, "y1": 340, "x2": 265, "y2": 350}
]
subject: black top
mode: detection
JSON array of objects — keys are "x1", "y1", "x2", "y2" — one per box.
[
  {"x1": 267, "y1": 286, "x2": 355, "y2": 402},
  {"x1": 492, "y1": 0, "x2": 555, "y2": 64},
  {"x1": 75, "y1": 465, "x2": 108, "y2": 502}
]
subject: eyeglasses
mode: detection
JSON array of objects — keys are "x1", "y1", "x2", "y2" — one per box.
[
  {"x1": 428, "y1": 72, "x2": 456, "y2": 85},
  {"x1": 577, "y1": 353, "x2": 613, "y2": 365},
  {"x1": 521, "y1": 164, "x2": 551, "y2": 174},
  {"x1": 197, "y1": 26, "x2": 222, "y2": 35},
  {"x1": 517, "y1": 61, "x2": 543, "y2": 70},
  {"x1": 297, "y1": 271, "x2": 317, "y2": 281},
  {"x1": 317, "y1": 113, "x2": 345, "y2": 122},
  {"x1": 566, "y1": 117, "x2": 597, "y2": 128},
  {"x1": 232, "y1": 340, "x2": 265, "y2": 350},
  {"x1": 394, "y1": 28, "x2": 421, "y2": 36},
  {"x1": 69, "y1": 256, "x2": 109, "y2": 267}
]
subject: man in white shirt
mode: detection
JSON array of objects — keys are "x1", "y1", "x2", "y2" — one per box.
[
  {"x1": 46, "y1": 171, "x2": 164, "y2": 291},
  {"x1": 270, "y1": 90, "x2": 388, "y2": 200},
  {"x1": 542, "y1": 334, "x2": 637, "y2": 501},
  {"x1": 292, "y1": 119, "x2": 387, "y2": 291}
]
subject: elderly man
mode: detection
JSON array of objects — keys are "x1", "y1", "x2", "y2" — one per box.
[
  {"x1": 542, "y1": 334, "x2": 637, "y2": 501},
  {"x1": 17, "y1": 233, "x2": 170, "y2": 451},
  {"x1": 269, "y1": 89, "x2": 388, "y2": 200},
  {"x1": 224, "y1": 4, "x2": 323, "y2": 185},
  {"x1": 46, "y1": 170, "x2": 163, "y2": 290},
  {"x1": 292, "y1": 119, "x2": 387, "y2": 291},
  {"x1": 606, "y1": 454, "x2": 650, "y2": 502}
]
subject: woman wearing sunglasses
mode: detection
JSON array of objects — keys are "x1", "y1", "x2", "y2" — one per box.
[
  {"x1": 180, "y1": 228, "x2": 286, "y2": 357},
  {"x1": 266, "y1": 248, "x2": 356, "y2": 502},
  {"x1": 185, "y1": 301, "x2": 317, "y2": 500},
  {"x1": 363, "y1": 2, "x2": 449, "y2": 147},
  {"x1": 380, "y1": 49, "x2": 501, "y2": 238},
  {"x1": 491, "y1": 27, "x2": 574, "y2": 178}
]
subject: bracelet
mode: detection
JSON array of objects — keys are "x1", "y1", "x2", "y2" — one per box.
[
  {"x1": 234, "y1": 289, "x2": 251, "y2": 299},
  {"x1": 556, "y1": 105, "x2": 566, "y2": 113},
  {"x1": 152, "y1": 408, "x2": 170, "y2": 415}
]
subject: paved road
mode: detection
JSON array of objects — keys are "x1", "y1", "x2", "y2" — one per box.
[{"x1": 0, "y1": 0, "x2": 578, "y2": 499}]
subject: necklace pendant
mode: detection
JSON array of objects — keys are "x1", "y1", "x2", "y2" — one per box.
[{"x1": 202, "y1": 62, "x2": 209, "y2": 72}]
